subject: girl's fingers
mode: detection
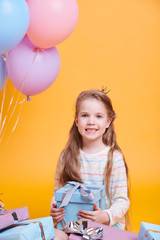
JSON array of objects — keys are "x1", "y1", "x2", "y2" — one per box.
[
  {"x1": 78, "y1": 214, "x2": 94, "y2": 221},
  {"x1": 50, "y1": 208, "x2": 65, "y2": 219},
  {"x1": 78, "y1": 213, "x2": 91, "y2": 218},
  {"x1": 78, "y1": 210, "x2": 94, "y2": 216},
  {"x1": 93, "y1": 203, "x2": 100, "y2": 211},
  {"x1": 78, "y1": 210, "x2": 96, "y2": 221},
  {"x1": 54, "y1": 213, "x2": 65, "y2": 222},
  {"x1": 52, "y1": 210, "x2": 65, "y2": 217},
  {"x1": 52, "y1": 203, "x2": 57, "y2": 208},
  {"x1": 57, "y1": 215, "x2": 65, "y2": 222},
  {"x1": 53, "y1": 211, "x2": 65, "y2": 222},
  {"x1": 78, "y1": 215, "x2": 85, "y2": 219},
  {"x1": 51, "y1": 207, "x2": 65, "y2": 214}
]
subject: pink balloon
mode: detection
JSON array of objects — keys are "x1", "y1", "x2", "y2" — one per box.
[
  {"x1": 6, "y1": 37, "x2": 60, "y2": 96},
  {"x1": 27, "y1": 0, "x2": 79, "y2": 48}
]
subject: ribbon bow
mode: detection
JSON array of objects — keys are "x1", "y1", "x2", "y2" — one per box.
[
  {"x1": 63, "y1": 220, "x2": 103, "y2": 240},
  {"x1": 60, "y1": 181, "x2": 95, "y2": 208}
]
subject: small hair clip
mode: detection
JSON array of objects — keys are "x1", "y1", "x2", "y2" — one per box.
[{"x1": 101, "y1": 86, "x2": 110, "y2": 94}]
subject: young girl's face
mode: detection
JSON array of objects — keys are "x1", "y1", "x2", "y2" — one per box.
[{"x1": 75, "y1": 98, "x2": 111, "y2": 145}]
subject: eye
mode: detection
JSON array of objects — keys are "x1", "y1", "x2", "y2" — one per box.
[
  {"x1": 81, "y1": 114, "x2": 88, "y2": 118},
  {"x1": 97, "y1": 115, "x2": 102, "y2": 118}
]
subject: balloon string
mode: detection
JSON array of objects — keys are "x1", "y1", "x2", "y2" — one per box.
[
  {"x1": 6, "y1": 97, "x2": 26, "y2": 144},
  {"x1": 0, "y1": 82, "x2": 6, "y2": 129},
  {"x1": 0, "y1": 53, "x2": 15, "y2": 135},
  {"x1": 0, "y1": 88, "x2": 16, "y2": 136},
  {"x1": 0, "y1": 54, "x2": 8, "y2": 128},
  {"x1": 0, "y1": 49, "x2": 39, "y2": 143},
  {"x1": 0, "y1": 92, "x2": 27, "y2": 144}
]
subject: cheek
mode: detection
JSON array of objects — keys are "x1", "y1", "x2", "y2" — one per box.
[
  {"x1": 78, "y1": 121, "x2": 85, "y2": 129},
  {"x1": 76, "y1": 120, "x2": 83, "y2": 129}
]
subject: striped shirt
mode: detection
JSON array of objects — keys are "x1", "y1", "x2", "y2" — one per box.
[{"x1": 51, "y1": 147, "x2": 130, "y2": 230}]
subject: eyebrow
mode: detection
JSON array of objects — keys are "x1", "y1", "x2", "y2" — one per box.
[
  {"x1": 80, "y1": 112, "x2": 88, "y2": 114},
  {"x1": 80, "y1": 112, "x2": 104, "y2": 115}
]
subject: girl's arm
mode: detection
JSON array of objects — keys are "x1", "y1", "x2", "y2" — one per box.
[
  {"x1": 104, "y1": 152, "x2": 130, "y2": 227},
  {"x1": 77, "y1": 152, "x2": 129, "y2": 228}
]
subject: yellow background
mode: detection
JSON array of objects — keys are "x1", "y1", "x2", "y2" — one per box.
[{"x1": 1, "y1": 0, "x2": 160, "y2": 233}]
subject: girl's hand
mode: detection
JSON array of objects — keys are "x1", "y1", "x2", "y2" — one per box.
[
  {"x1": 50, "y1": 203, "x2": 65, "y2": 223},
  {"x1": 77, "y1": 203, "x2": 110, "y2": 225}
]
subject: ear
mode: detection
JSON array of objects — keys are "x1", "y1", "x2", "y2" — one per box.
[
  {"x1": 106, "y1": 118, "x2": 111, "y2": 128},
  {"x1": 75, "y1": 116, "x2": 78, "y2": 126}
]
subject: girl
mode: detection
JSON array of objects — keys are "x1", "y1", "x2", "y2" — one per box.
[{"x1": 50, "y1": 89, "x2": 130, "y2": 240}]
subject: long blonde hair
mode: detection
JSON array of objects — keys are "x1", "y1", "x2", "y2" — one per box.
[{"x1": 59, "y1": 89, "x2": 130, "y2": 229}]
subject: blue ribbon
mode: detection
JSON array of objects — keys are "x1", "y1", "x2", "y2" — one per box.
[{"x1": 60, "y1": 181, "x2": 95, "y2": 208}]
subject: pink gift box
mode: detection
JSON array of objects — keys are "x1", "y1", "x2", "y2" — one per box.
[
  {"x1": 0, "y1": 207, "x2": 29, "y2": 230},
  {"x1": 69, "y1": 220, "x2": 138, "y2": 240}
]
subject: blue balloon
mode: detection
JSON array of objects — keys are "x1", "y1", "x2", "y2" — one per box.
[
  {"x1": 0, "y1": 0, "x2": 30, "y2": 54},
  {"x1": 0, "y1": 55, "x2": 8, "y2": 91}
]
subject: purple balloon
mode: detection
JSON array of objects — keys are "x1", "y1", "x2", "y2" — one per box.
[{"x1": 6, "y1": 37, "x2": 60, "y2": 96}]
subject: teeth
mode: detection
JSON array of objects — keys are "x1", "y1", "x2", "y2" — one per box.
[{"x1": 86, "y1": 129, "x2": 97, "y2": 132}]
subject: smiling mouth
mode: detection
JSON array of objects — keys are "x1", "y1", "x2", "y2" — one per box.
[{"x1": 85, "y1": 128, "x2": 98, "y2": 133}]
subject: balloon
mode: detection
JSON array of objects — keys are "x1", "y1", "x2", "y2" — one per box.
[
  {"x1": 6, "y1": 37, "x2": 61, "y2": 96},
  {"x1": 27, "y1": 0, "x2": 79, "y2": 48},
  {"x1": 0, "y1": 0, "x2": 30, "y2": 54},
  {"x1": 0, "y1": 55, "x2": 8, "y2": 91}
]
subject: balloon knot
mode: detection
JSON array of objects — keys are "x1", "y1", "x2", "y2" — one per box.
[
  {"x1": 33, "y1": 48, "x2": 39, "y2": 52},
  {"x1": 27, "y1": 96, "x2": 31, "y2": 101}
]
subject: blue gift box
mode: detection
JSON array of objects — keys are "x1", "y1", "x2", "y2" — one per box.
[
  {"x1": 55, "y1": 181, "x2": 106, "y2": 230},
  {"x1": 138, "y1": 222, "x2": 160, "y2": 240},
  {"x1": 0, "y1": 217, "x2": 55, "y2": 240}
]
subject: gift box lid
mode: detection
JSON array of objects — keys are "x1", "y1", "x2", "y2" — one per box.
[
  {"x1": 0, "y1": 207, "x2": 29, "y2": 231},
  {"x1": 55, "y1": 183, "x2": 106, "y2": 204},
  {"x1": 5, "y1": 207, "x2": 29, "y2": 221},
  {"x1": 138, "y1": 222, "x2": 160, "y2": 240},
  {"x1": 0, "y1": 217, "x2": 55, "y2": 240}
]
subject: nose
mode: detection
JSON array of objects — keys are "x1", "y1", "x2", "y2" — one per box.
[{"x1": 87, "y1": 116, "x2": 95, "y2": 125}]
